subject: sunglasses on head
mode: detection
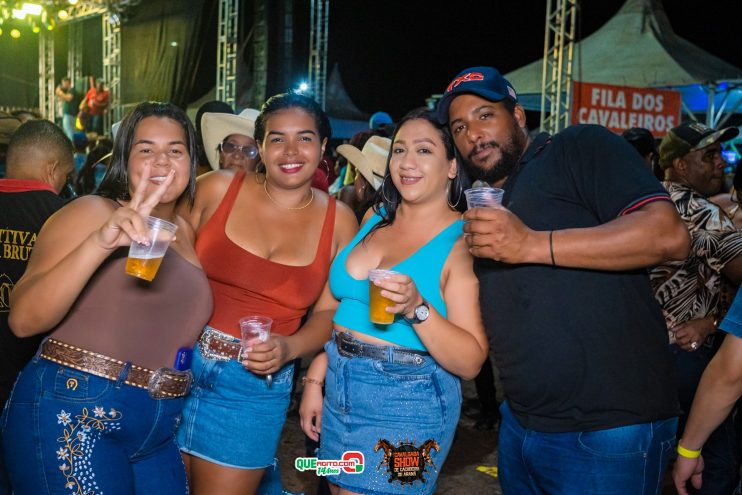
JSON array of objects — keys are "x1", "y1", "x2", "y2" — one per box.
[{"x1": 219, "y1": 141, "x2": 258, "y2": 159}]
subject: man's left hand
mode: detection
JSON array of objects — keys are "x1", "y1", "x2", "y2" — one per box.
[{"x1": 671, "y1": 317, "x2": 715, "y2": 352}]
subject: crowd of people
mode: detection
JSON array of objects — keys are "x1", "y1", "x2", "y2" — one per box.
[{"x1": 0, "y1": 66, "x2": 741, "y2": 495}]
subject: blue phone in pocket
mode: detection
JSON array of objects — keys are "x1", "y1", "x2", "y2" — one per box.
[{"x1": 173, "y1": 347, "x2": 193, "y2": 371}]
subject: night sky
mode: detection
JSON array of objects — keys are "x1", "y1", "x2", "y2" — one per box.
[{"x1": 327, "y1": 0, "x2": 742, "y2": 120}]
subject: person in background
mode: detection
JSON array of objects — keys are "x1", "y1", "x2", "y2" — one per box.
[
  {"x1": 652, "y1": 121, "x2": 742, "y2": 494},
  {"x1": 81, "y1": 77, "x2": 110, "y2": 136},
  {"x1": 55, "y1": 76, "x2": 80, "y2": 141},
  {"x1": 437, "y1": 65, "x2": 690, "y2": 494},
  {"x1": 672, "y1": 287, "x2": 742, "y2": 495},
  {"x1": 300, "y1": 108, "x2": 488, "y2": 495},
  {"x1": 176, "y1": 91, "x2": 357, "y2": 494},
  {"x1": 201, "y1": 108, "x2": 261, "y2": 173},
  {"x1": 335, "y1": 134, "x2": 391, "y2": 223},
  {"x1": 194, "y1": 100, "x2": 234, "y2": 176},
  {"x1": 0, "y1": 120, "x2": 73, "y2": 495},
  {"x1": 622, "y1": 126, "x2": 662, "y2": 181},
  {"x1": 2, "y1": 102, "x2": 212, "y2": 494}
]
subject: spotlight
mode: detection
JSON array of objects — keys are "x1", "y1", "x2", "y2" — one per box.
[
  {"x1": 68, "y1": 0, "x2": 79, "y2": 4},
  {"x1": 0, "y1": 28, "x2": 3, "y2": 36},
  {"x1": 10, "y1": 28, "x2": 21, "y2": 38},
  {"x1": 32, "y1": 24, "x2": 40, "y2": 33},
  {"x1": 22, "y1": 3, "x2": 43, "y2": 15},
  {"x1": 12, "y1": 9, "x2": 26, "y2": 20},
  {"x1": 297, "y1": 82, "x2": 309, "y2": 93},
  {"x1": 170, "y1": 41, "x2": 177, "y2": 47},
  {"x1": 58, "y1": 9, "x2": 69, "y2": 20},
  {"x1": 47, "y1": 20, "x2": 54, "y2": 30}
]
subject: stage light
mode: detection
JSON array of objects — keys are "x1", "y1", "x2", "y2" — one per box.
[
  {"x1": 12, "y1": 9, "x2": 27, "y2": 20},
  {"x1": 10, "y1": 28, "x2": 21, "y2": 38},
  {"x1": 22, "y1": 3, "x2": 43, "y2": 16},
  {"x1": 0, "y1": 28, "x2": 3, "y2": 36},
  {"x1": 297, "y1": 82, "x2": 309, "y2": 93},
  {"x1": 47, "y1": 20, "x2": 54, "y2": 30},
  {"x1": 32, "y1": 24, "x2": 40, "y2": 33},
  {"x1": 68, "y1": 0, "x2": 79, "y2": 4},
  {"x1": 58, "y1": 9, "x2": 69, "y2": 20}
]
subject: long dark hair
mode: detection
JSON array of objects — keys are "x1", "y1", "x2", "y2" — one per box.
[
  {"x1": 369, "y1": 107, "x2": 468, "y2": 237},
  {"x1": 253, "y1": 91, "x2": 331, "y2": 174},
  {"x1": 96, "y1": 101, "x2": 199, "y2": 206}
]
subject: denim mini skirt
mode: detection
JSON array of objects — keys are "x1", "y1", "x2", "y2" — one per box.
[
  {"x1": 176, "y1": 327, "x2": 295, "y2": 469},
  {"x1": 319, "y1": 332, "x2": 461, "y2": 495}
]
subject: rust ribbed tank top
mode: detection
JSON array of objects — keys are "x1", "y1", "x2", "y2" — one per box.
[{"x1": 196, "y1": 170, "x2": 336, "y2": 338}]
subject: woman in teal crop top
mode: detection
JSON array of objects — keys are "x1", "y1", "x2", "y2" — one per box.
[{"x1": 299, "y1": 108, "x2": 489, "y2": 495}]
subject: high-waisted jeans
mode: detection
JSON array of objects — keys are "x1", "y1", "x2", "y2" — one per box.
[{"x1": 1, "y1": 356, "x2": 187, "y2": 494}]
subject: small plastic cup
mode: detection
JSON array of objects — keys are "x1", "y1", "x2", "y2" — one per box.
[
  {"x1": 239, "y1": 315, "x2": 273, "y2": 352},
  {"x1": 464, "y1": 187, "x2": 504, "y2": 209},
  {"x1": 368, "y1": 269, "x2": 400, "y2": 325},
  {"x1": 125, "y1": 216, "x2": 178, "y2": 281}
]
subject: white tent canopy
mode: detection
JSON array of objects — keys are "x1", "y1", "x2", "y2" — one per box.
[{"x1": 505, "y1": 0, "x2": 742, "y2": 126}]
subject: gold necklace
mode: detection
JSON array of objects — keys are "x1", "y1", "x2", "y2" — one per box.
[{"x1": 263, "y1": 179, "x2": 314, "y2": 210}]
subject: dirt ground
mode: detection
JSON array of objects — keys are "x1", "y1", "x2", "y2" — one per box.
[{"x1": 276, "y1": 360, "x2": 502, "y2": 495}]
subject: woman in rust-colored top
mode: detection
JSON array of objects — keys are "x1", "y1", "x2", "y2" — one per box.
[
  {"x1": 3, "y1": 102, "x2": 212, "y2": 494},
  {"x1": 176, "y1": 92, "x2": 357, "y2": 494}
]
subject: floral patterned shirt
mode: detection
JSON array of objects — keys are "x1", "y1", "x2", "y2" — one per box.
[{"x1": 650, "y1": 181, "x2": 742, "y2": 329}]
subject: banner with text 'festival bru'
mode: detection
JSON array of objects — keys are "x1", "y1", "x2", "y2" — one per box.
[{"x1": 571, "y1": 82, "x2": 681, "y2": 137}]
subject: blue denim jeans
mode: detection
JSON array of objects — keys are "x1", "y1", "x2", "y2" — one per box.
[
  {"x1": 498, "y1": 401, "x2": 678, "y2": 495},
  {"x1": 62, "y1": 114, "x2": 76, "y2": 141},
  {"x1": 1, "y1": 356, "x2": 187, "y2": 494}
]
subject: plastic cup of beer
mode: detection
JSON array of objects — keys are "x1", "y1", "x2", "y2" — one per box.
[
  {"x1": 368, "y1": 269, "x2": 400, "y2": 325},
  {"x1": 464, "y1": 187, "x2": 504, "y2": 209},
  {"x1": 125, "y1": 216, "x2": 178, "y2": 282}
]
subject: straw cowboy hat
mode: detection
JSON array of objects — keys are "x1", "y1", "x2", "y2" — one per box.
[
  {"x1": 336, "y1": 135, "x2": 391, "y2": 191},
  {"x1": 202, "y1": 108, "x2": 260, "y2": 171}
]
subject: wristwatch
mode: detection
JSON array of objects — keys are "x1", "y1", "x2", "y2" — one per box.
[{"x1": 404, "y1": 301, "x2": 430, "y2": 325}]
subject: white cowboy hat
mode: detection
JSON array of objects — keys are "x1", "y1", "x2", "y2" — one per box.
[
  {"x1": 336, "y1": 135, "x2": 391, "y2": 191},
  {"x1": 202, "y1": 108, "x2": 260, "y2": 171}
]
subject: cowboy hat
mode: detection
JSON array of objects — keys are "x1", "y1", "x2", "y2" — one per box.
[
  {"x1": 336, "y1": 135, "x2": 391, "y2": 191},
  {"x1": 202, "y1": 108, "x2": 260, "y2": 171}
]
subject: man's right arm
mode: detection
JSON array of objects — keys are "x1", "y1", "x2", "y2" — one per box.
[
  {"x1": 55, "y1": 86, "x2": 72, "y2": 102},
  {"x1": 463, "y1": 200, "x2": 690, "y2": 271}
]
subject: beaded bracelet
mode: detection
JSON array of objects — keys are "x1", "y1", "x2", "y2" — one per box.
[{"x1": 302, "y1": 376, "x2": 324, "y2": 387}]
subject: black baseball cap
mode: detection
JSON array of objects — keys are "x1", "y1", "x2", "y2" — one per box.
[
  {"x1": 658, "y1": 121, "x2": 739, "y2": 169},
  {"x1": 436, "y1": 66, "x2": 518, "y2": 124}
]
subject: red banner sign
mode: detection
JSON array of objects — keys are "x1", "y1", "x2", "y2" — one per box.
[{"x1": 571, "y1": 82, "x2": 681, "y2": 136}]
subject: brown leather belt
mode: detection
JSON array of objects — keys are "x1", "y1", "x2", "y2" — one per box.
[
  {"x1": 198, "y1": 327, "x2": 243, "y2": 361},
  {"x1": 40, "y1": 338, "x2": 191, "y2": 399}
]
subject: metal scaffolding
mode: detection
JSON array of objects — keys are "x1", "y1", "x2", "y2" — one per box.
[
  {"x1": 308, "y1": 0, "x2": 329, "y2": 109},
  {"x1": 216, "y1": 0, "x2": 238, "y2": 107},
  {"x1": 102, "y1": 13, "x2": 122, "y2": 132},
  {"x1": 68, "y1": 22, "x2": 84, "y2": 89},
  {"x1": 540, "y1": 0, "x2": 577, "y2": 134},
  {"x1": 252, "y1": 0, "x2": 268, "y2": 107},
  {"x1": 38, "y1": 29, "x2": 55, "y2": 122}
]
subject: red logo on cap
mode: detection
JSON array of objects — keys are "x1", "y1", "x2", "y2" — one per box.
[{"x1": 446, "y1": 72, "x2": 485, "y2": 93}]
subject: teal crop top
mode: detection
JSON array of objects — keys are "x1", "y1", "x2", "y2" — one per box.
[{"x1": 329, "y1": 210, "x2": 464, "y2": 351}]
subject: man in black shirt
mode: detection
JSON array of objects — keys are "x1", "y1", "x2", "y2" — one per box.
[
  {"x1": 437, "y1": 66, "x2": 691, "y2": 494},
  {"x1": 0, "y1": 120, "x2": 72, "y2": 493}
]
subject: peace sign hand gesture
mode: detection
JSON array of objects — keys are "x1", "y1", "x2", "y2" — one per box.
[{"x1": 93, "y1": 164, "x2": 175, "y2": 251}]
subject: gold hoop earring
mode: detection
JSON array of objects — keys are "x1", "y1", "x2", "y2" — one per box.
[{"x1": 447, "y1": 178, "x2": 463, "y2": 209}]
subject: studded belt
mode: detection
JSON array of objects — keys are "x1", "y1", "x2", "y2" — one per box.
[
  {"x1": 335, "y1": 332, "x2": 429, "y2": 366},
  {"x1": 198, "y1": 327, "x2": 244, "y2": 361},
  {"x1": 40, "y1": 338, "x2": 192, "y2": 399}
]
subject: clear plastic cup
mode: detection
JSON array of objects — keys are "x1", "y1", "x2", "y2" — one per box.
[
  {"x1": 239, "y1": 315, "x2": 273, "y2": 386},
  {"x1": 125, "y1": 216, "x2": 178, "y2": 281},
  {"x1": 464, "y1": 187, "x2": 504, "y2": 209},
  {"x1": 368, "y1": 269, "x2": 400, "y2": 325}
]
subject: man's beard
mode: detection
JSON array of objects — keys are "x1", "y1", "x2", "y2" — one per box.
[{"x1": 462, "y1": 123, "x2": 527, "y2": 185}]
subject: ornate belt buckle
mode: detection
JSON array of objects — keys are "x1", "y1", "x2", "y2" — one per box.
[
  {"x1": 199, "y1": 331, "x2": 231, "y2": 362},
  {"x1": 148, "y1": 368, "x2": 193, "y2": 399}
]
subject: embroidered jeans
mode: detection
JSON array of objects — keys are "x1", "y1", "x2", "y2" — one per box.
[{"x1": 1, "y1": 356, "x2": 187, "y2": 494}]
